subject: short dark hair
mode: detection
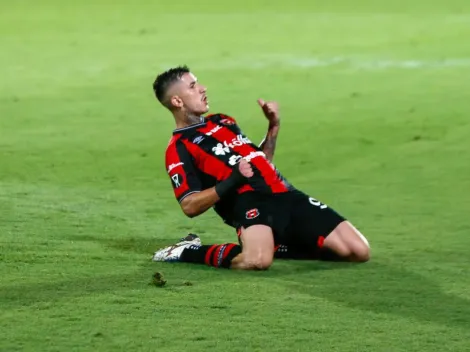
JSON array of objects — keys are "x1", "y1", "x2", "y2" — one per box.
[{"x1": 152, "y1": 65, "x2": 190, "y2": 106}]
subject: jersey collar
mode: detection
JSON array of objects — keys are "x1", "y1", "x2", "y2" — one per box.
[{"x1": 173, "y1": 116, "x2": 207, "y2": 135}]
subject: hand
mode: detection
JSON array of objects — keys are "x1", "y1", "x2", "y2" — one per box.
[
  {"x1": 215, "y1": 159, "x2": 253, "y2": 198},
  {"x1": 257, "y1": 99, "x2": 280, "y2": 127},
  {"x1": 238, "y1": 159, "x2": 254, "y2": 178}
]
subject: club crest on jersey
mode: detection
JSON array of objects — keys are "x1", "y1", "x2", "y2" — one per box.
[
  {"x1": 220, "y1": 118, "x2": 235, "y2": 125},
  {"x1": 245, "y1": 208, "x2": 259, "y2": 220}
]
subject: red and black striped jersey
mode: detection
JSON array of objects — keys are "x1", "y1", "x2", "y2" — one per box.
[{"x1": 165, "y1": 113, "x2": 292, "y2": 220}]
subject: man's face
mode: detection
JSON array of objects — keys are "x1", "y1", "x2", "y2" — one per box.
[{"x1": 170, "y1": 72, "x2": 209, "y2": 115}]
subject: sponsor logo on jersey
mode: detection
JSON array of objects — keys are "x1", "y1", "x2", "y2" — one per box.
[
  {"x1": 167, "y1": 162, "x2": 184, "y2": 173},
  {"x1": 228, "y1": 151, "x2": 266, "y2": 165},
  {"x1": 206, "y1": 125, "x2": 222, "y2": 136},
  {"x1": 211, "y1": 135, "x2": 253, "y2": 155},
  {"x1": 212, "y1": 143, "x2": 231, "y2": 156}
]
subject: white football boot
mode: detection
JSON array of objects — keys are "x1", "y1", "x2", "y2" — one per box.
[{"x1": 152, "y1": 234, "x2": 202, "y2": 262}]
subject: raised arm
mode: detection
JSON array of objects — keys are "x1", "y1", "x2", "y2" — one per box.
[
  {"x1": 257, "y1": 99, "x2": 281, "y2": 162},
  {"x1": 258, "y1": 123, "x2": 280, "y2": 162}
]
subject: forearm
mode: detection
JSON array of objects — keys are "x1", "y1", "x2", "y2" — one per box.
[
  {"x1": 180, "y1": 168, "x2": 246, "y2": 218},
  {"x1": 259, "y1": 123, "x2": 280, "y2": 162},
  {"x1": 180, "y1": 188, "x2": 220, "y2": 218}
]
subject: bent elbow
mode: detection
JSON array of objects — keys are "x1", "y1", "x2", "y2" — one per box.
[
  {"x1": 181, "y1": 202, "x2": 199, "y2": 218},
  {"x1": 184, "y1": 210, "x2": 198, "y2": 218}
]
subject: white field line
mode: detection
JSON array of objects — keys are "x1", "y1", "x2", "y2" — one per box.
[{"x1": 164, "y1": 55, "x2": 470, "y2": 71}]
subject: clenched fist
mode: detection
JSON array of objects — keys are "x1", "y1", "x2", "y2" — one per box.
[{"x1": 238, "y1": 159, "x2": 254, "y2": 178}]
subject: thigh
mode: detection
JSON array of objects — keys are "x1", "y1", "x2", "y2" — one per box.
[
  {"x1": 322, "y1": 221, "x2": 370, "y2": 261},
  {"x1": 231, "y1": 224, "x2": 275, "y2": 270},
  {"x1": 232, "y1": 192, "x2": 290, "y2": 246},
  {"x1": 286, "y1": 190, "x2": 346, "y2": 249},
  {"x1": 239, "y1": 224, "x2": 275, "y2": 255}
]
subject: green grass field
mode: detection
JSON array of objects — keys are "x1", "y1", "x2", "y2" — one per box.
[{"x1": 1, "y1": 1, "x2": 470, "y2": 351}]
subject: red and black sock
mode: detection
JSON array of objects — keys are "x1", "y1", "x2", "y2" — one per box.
[{"x1": 180, "y1": 244, "x2": 242, "y2": 268}]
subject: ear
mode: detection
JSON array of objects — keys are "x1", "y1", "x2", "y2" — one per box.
[{"x1": 170, "y1": 95, "x2": 183, "y2": 109}]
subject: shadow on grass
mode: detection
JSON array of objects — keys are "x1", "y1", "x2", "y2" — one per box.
[
  {"x1": 11, "y1": 234, "x2": 468, "y2": 330},
  {"x1": 282, "y1": 261, "x2": 470, "y2": 329},
  {"x1": 1, "y1": 265, "x2": 152, "y2": 309},
  {"x1": 69, "y1": 234, "x2": 176, "y2": 255}
]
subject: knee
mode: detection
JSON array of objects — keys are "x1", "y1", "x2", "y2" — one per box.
[
  {"x1": 352, "y1": 243, "x2": 370, "y2": 263},
  {"x1": 245, "y1": 251, "x2": 273, "y2": 270},
  {"x1": 346, "y1": 224, "x2": 371, "y2": 262},
  {"x1": 255, "y1": 254, "x2": 274, "y2": 270}
]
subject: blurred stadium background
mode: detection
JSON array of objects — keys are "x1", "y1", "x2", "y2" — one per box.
[{"x1": 1, "y1": 1, "x2": 469, "y2": 351}]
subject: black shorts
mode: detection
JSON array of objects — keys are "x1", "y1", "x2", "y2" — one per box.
[{"x1": 231, "y1": 189, "x2": 346, "y2": 249}]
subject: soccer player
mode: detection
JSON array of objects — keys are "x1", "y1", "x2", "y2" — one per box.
[{"x1": 151, "y1": 66, "x2": 370, "y2": 270}]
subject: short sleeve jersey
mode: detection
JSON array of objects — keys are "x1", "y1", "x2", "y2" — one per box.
[{"x1": 164, "y1": 113, "x2": 292, "y2": 221}]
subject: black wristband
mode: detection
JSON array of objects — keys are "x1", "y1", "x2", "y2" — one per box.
[{"x1": 215, "y1": 166, "x2": 246, "y2": 198}]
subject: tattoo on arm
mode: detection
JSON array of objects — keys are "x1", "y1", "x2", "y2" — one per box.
[{"x1": 259, "y1": 126, "x2": 279, "y2": 162}]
